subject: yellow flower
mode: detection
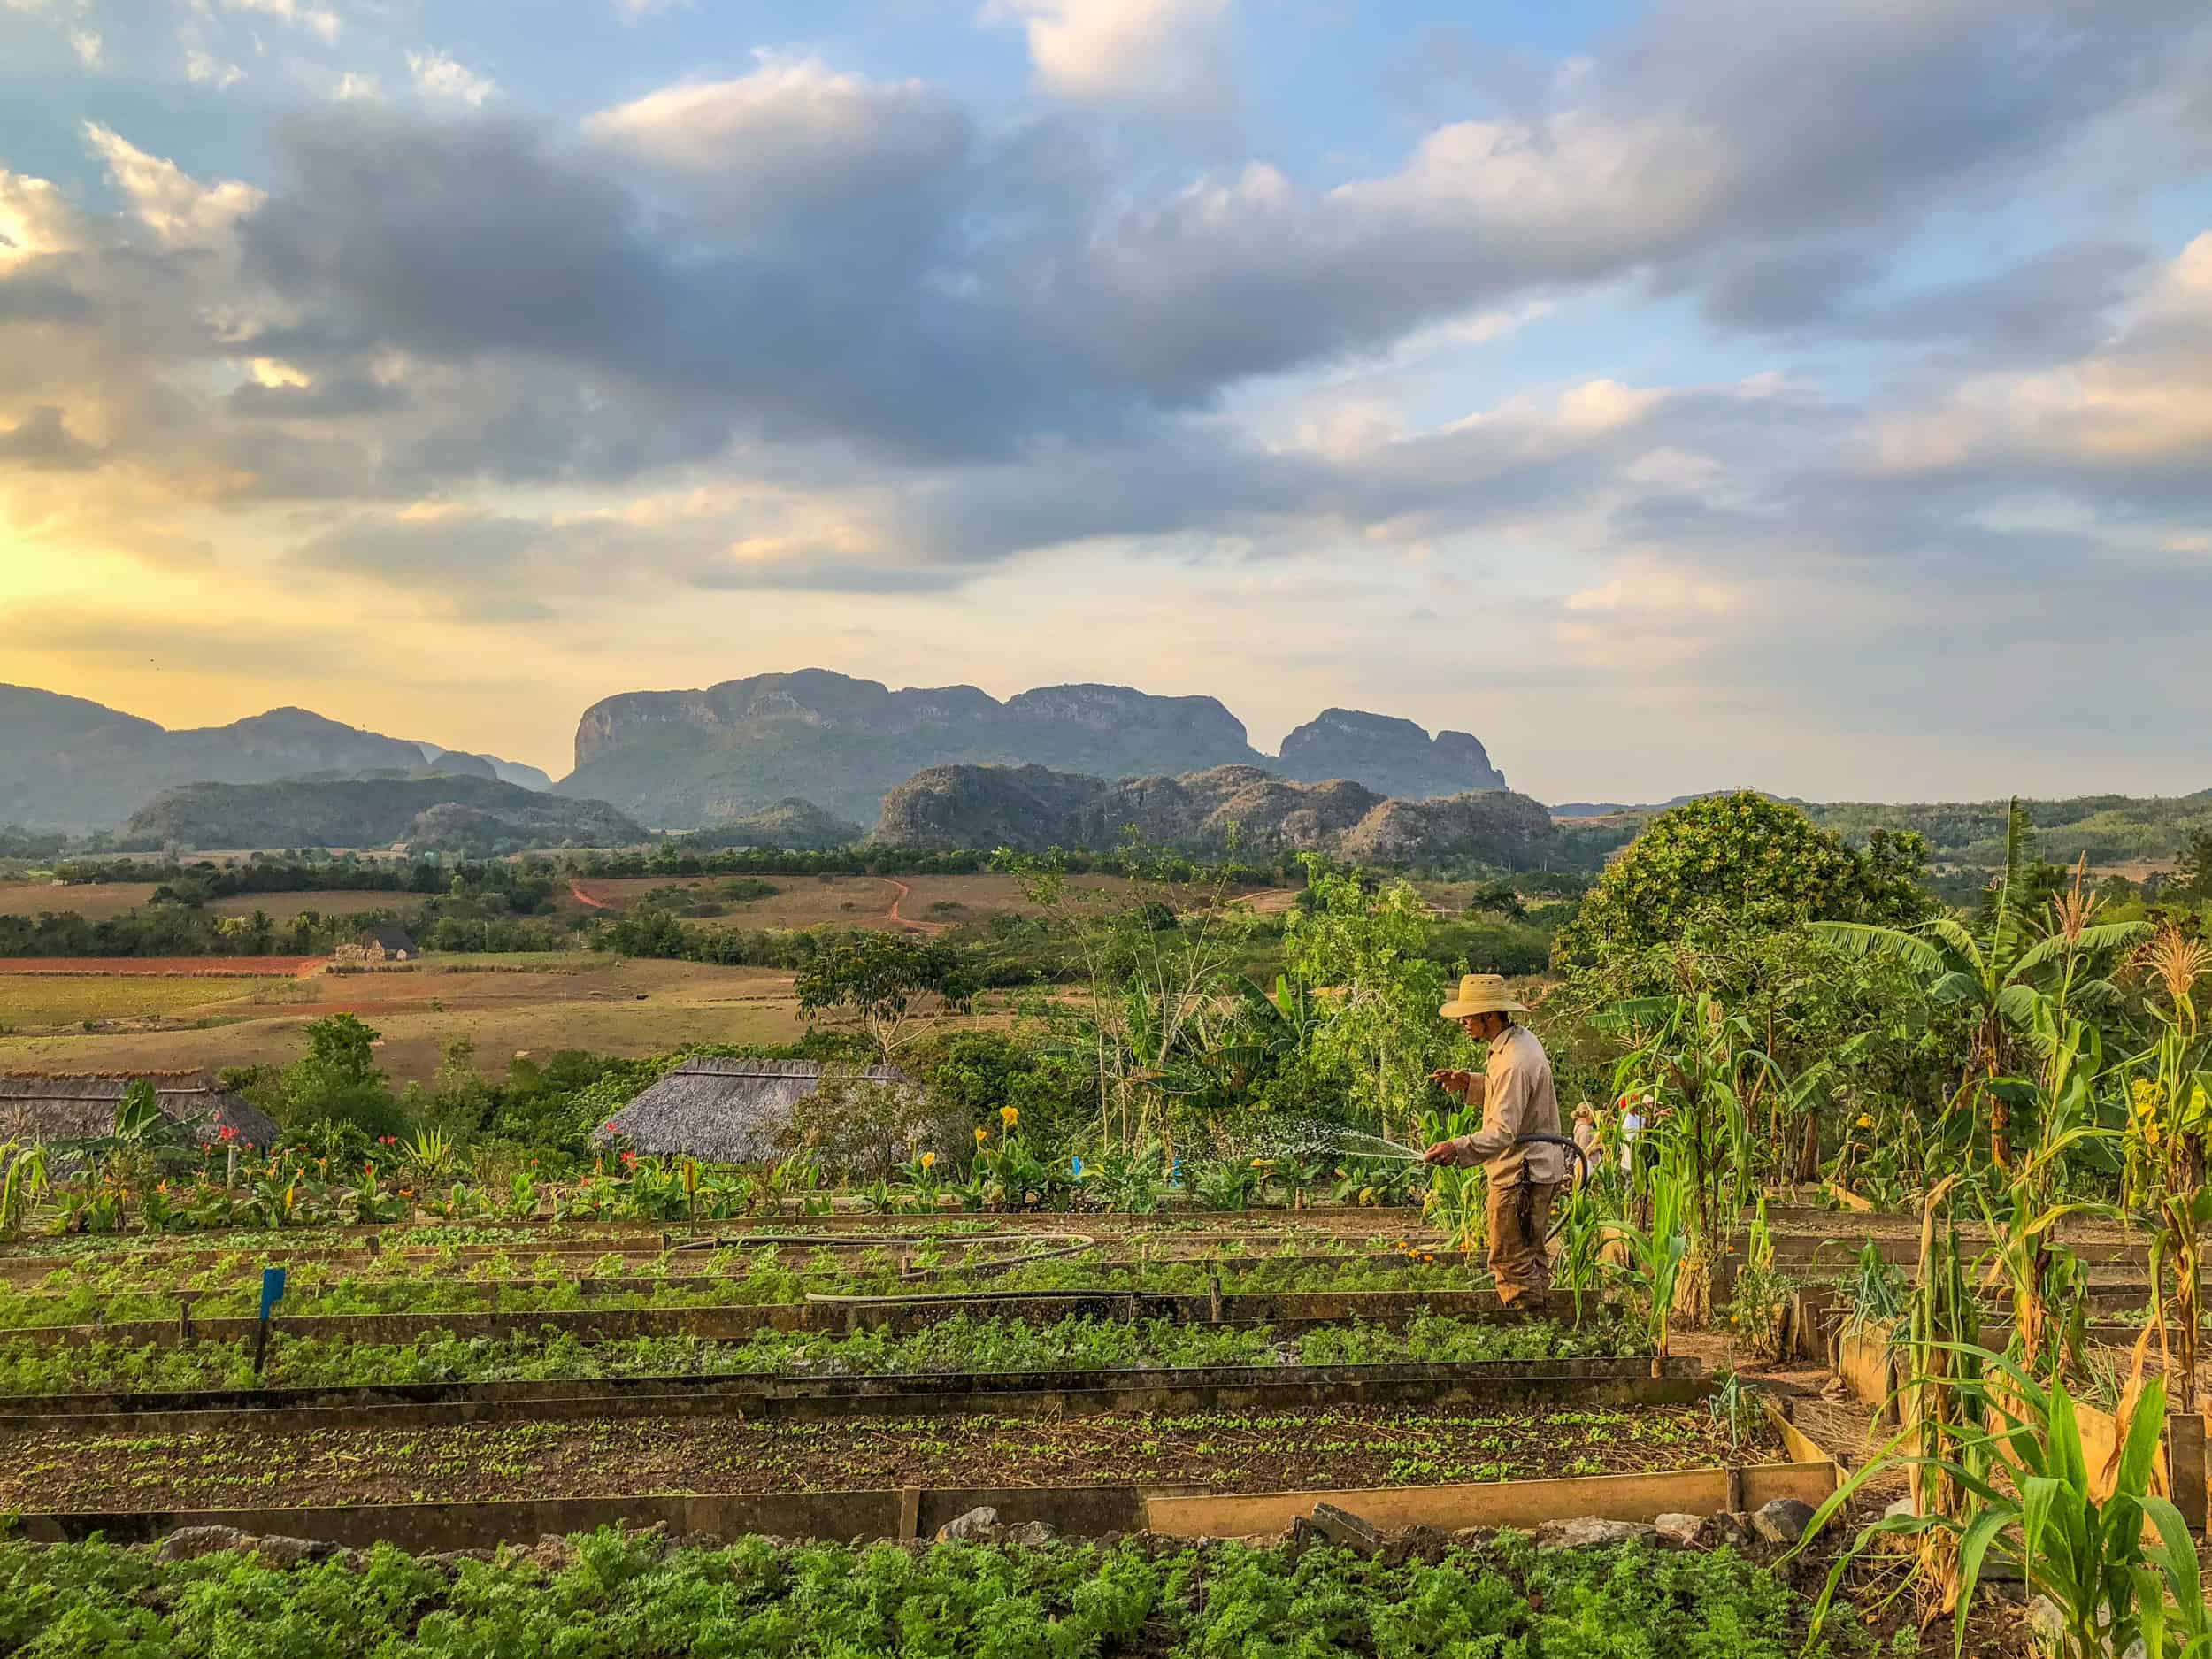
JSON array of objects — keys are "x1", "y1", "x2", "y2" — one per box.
[
  {"x1": 974, "y1": 1126, "x2": 989, "y2": 1145},
  {"x1": 1000, "y1": 1106, "x2": 1019, "y2": 1130},
  {"x1": 1855, "y1": 1114, "x2": 1873, "y2": 1130},
  {"x1": 920, "y1": 1151, "x2": 936, "y2": 1171}
]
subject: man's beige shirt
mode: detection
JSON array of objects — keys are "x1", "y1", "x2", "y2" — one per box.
[{"x1": 1447, "y1": 1024, "x2": 1568, "y2": 1187}]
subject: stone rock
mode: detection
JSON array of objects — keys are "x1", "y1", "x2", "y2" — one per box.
[
  {"x1": 526, "y1": 1534, "x2": 579, "y2": 1572},
  {"x1": 934, "y1": 1507, "x2": 1002, "y2": 1544},
  {"x1": 1751, "y1": 1499, "x2": 1817, "y2": 1547},
  {"x1": 1305, "y1": 1503, "x2": 1387, "y2": 1557},
  {"x1": 155, "y1": 1525, "x2": 250, "y2": 1563},
  {"x1": 1708, "y1": 1512, "x2": 1755, "y2": 1548},
  {"x1": 424, "y1": 1548, "x2": 497, "y2": 1571},
  {"x1": 1002, "y1": 1521, "x2": 1056, "y2": 1548},
  {"x1": 1654, "y1": 1513, "x2": 1707, "y2": 1548},
  {"x1": 250, "y1": 1534, "x2": 349, "y2": 1569},
  {"x1": 1535, "y1": 1517, "x2": 1657, "y2": 1552}
]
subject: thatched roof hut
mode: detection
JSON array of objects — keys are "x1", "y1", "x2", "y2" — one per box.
[
  {"x1": 0, "y1": 1072, "x2": 277, "y2": 1149},
  {"x1": 598, "y1": 1057, "x2": 918, "y2": 1163}
]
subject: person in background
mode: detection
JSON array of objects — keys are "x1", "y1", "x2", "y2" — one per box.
[
  {"x1": 1571, "y1": 1103, "x2": 1601, "y2": 1184},
  {"x1": 1618, "y1": 1092, "x2": 1649, "y2": 1174},
  {"x1": 1421, "y1": 974, "x2": 1570, "y2": 1309}
]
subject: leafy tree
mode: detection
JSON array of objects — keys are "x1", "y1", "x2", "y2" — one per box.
[
  {"x1": 794, "y1": 933, "x2": 973, "y2": 1060},
  {"x1": 2175, "y1": 827, "x2": 2212, "y2": 901},
  {"x1": 278, "y1": 1013, "x2": 408, "y2": 1139},
  {"x1": 1282, "y1": 856, "x2": 1455, "y2": 1143},
  {"x1": 1553, "y1": 791, "x2": 1934, "y2": 967}
]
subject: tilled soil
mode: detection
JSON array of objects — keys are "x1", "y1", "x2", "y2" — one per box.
[{"x1": 0, "y1": 1402, "x2": 1770, "y2": 1511}]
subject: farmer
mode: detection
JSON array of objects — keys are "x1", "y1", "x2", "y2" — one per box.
[{"x1": 1422, "y1": 973, "x2": 1571, "y2": 1308}]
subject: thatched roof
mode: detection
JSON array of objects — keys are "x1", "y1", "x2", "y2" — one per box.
[
  {"x1": 360, "y1": 925, "x2": 417, "y2": 953},
  {"x1": 598, "y1": 1057, "x2": 917, "y2": 1161},
  {"x1": 0, "y1": 1073, "x2": 278, "y2": 1149}
]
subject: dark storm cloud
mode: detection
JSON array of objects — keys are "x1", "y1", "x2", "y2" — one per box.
[{"x1": 0, "y1": 404, "x2": 100, "y2": 468}]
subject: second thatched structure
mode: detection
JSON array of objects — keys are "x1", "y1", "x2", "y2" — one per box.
[{"x1": 596, "y1": 1057, "x2": 937, "y2": 1171}]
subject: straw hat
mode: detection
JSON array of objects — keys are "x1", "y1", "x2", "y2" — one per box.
[{"x1": 1438, "y1": 972, "x2": 1527, "y2": 1018}]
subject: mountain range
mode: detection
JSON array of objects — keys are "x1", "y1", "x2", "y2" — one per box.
[
  {"x1": 1, "y1": 685, "x2": 549, "y2": 833},
  {"x1": 559, "y1": 671, "x2": 1507, "y2": 828}
]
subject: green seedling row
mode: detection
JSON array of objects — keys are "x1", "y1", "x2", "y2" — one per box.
[{"x1": 0, "y1": 1312, "x2": 1640, "y2": 1397}]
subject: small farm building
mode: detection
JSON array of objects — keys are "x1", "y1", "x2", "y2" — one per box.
[
  {"x1": 338, "y1": 926, "x2": 418, "y2": 964},
  {"x1": 0, "y1": 1072, "x2": 278, "y2": 1149},
  {"x1": 598, "y1": 1057, "x2": 918, "y2": 1163}
]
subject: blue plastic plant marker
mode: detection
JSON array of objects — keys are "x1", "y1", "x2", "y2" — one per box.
[
  {"x1": 259, "y1": 1266, "x2": 288, "y2": 1319},
  {"x1": 1070, "y1": 1155, "x2": 1084, "y2": 1180}
]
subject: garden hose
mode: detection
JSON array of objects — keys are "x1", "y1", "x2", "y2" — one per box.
[{"x1": 1511, "y1": 1134, "x2": 1589, "y2": 1243}]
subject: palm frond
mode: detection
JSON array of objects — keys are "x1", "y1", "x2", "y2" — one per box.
[
  {"x1": 2014, "y1": 921, "x2": 2153, "y2": 976},
  {"x1": 1807, "y1": 920, "x2": 1948, "y2": 976}
]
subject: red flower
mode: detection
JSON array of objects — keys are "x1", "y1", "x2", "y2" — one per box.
[
  {"x1": 603, "y1": 1121, "x2": 617, "y2": 1135},
  {"x1": 619, "y1": 1150, "x2": 638, "y2": 1169},
  {"x1": 218, "y1": 1125, "x2": 239, "y2": 1144}
]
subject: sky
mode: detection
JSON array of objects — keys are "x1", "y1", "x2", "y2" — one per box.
[{"x1": 2, "y1": 0, "x2": 2209, "y2": 805}]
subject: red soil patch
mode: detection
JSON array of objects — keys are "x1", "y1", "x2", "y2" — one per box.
[{"x1": 0, "y1": 956, "x2": 324, "y2": 978}]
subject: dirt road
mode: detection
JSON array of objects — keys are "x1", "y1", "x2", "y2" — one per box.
[{"x1": 884, "y1": 879, "x2": 948, "y2": 934}]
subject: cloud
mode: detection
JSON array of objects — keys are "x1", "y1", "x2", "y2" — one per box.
[
  {"x1": 81, "y1": 124, "x2": 265, "y2": 250},
  {"x1": 582, "y1": 55, "x2": 970, "y2": 246},
  {"x1": 66, "y1": 27, "x2": 99, "y2": 66},
  {"x1": 332, "y1": 72, "x2": 381, "y2": 103},
  {"x1": 406, "y1": 48, "x2": 495, "y2": 108},
  {"x1": 224, "y1": 0, "x2": 340, "y2": 44},
  {"x1": 187, "y1": 50, "x2": 247, "y2": 91},
  {"x1": 983, "y1": 0, "x2": 1237, "y2": 126}
]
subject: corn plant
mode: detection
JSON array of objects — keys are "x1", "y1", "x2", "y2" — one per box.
[
  {"x1": 0, "y1": 1141, "x2": 48, "y2": 1239},
  {"x1": 1977, "y1": 1124, "x2": 2113, "y2": 1384},
  {"x1": 1799, "y1": 1348, "x2": 2192, "y2": 1659},
  {"x1": 1606, "y1": 1138, "x2": 1691, "y2": 1371},
  {"x1": 2132, "y1": 923, "x2": 2211, "y2": 1415}
]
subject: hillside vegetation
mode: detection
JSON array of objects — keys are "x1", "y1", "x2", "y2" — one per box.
[
  {"x1": 119, "y1": 777, "x2": 646, "y2": 854},
  {"x1": 872, "y1": 762, "x2": 1557, "y2": 865}
]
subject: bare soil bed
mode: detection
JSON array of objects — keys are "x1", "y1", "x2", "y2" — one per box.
[{"x1": 0, "y1": 1402, "x2": 1769, "y2": 1511}]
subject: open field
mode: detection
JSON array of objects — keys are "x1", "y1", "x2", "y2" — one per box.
[
  {"x1": 0, "y1": 973, "x2": 290, "y2": 1031},
  {"x1": 0, "y1": 956, "x2": 323, "y2": 976},
  {"x1": 0, "y1": 954, "x2": 808, "y2": 1080},
  {"x1": 0, "y1": 880, "x2": 157, "y2": 920}
]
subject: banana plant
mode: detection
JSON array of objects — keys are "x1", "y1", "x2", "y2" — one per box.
[{"x1": 1812, "y1": 799, "x2": 2147, "y2": 1166}]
